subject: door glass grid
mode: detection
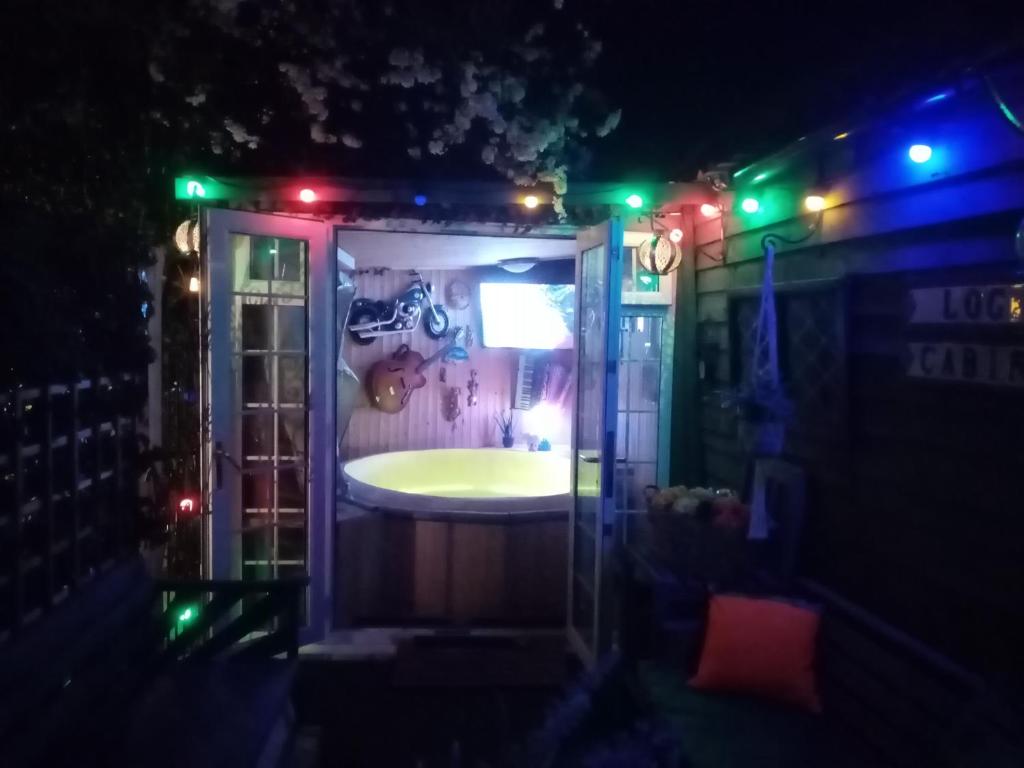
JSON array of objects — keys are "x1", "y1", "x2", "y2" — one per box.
[
  {"x1": 615, "y1": 315, "x2": 664, "y2": 514},
  {"x1": 231, "y1": 234, "x2": 309, "y2": 582}
]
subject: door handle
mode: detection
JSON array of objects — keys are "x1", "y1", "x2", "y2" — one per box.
[{"x1": 213, "y1": 441, "x2": 241, "y2": 490}]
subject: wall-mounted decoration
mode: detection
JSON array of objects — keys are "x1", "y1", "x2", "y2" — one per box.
[
  {"x1": 446, "y1": 279, "x2": 472, "y2": 311},
  {"x1": 443, "y1": 346, "x2": 469, "y2": 364},
  {"x1": 348, "y1": 269, "x2": 450, "y2": 345},
  {"x1": 909, "y1": 285, "x2": 1023, "y2": 325},
  {"x1": 367, "y1": 329, "x2": 464, "y2": 413},
  {"x1": 906, "y1": 342, "x2": 1024, "y2": 387},
  {"x1": 445, "y1": 386, "x2": 462, "y2": 425},
  {"x1": 467, "y1": 369, "x2": 479, "y2": 407},
  {"x1": 905, "y1": 283, "x2": 1024, "y2": 388}
]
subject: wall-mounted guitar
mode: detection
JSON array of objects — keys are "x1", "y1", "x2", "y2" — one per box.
[{"x1": 367, "y1": 328, "x2": 465, "y2": 414}]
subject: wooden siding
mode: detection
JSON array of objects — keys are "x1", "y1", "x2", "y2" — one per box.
[
  {"x1": 340, "y1": 268, "x2": 521, "y2": 460},
  {"x1": 688, "y1": 167, "x2": 1024, "y2": 685}
]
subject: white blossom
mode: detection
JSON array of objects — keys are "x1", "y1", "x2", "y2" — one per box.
[
  {"x1": 341, "y1": 133, "x2": 363, "y2": 148},
  {"x1": 594, "y1": 108, "x2": 621, "y2": 137},
  {"x1": 407, "y1": 146, "x2": 422, "y2": 159},
  {"x1": 224, "y1": 118, "x2": 259, "y2": 148},
  {"x1": 310, "y1": 121, "x2": 338, "y2": 144},
  {"x1": 279, "y1": 63, "x2": 329, "y2": 120},
  {"x1": 185, "y1": 91, "x2": 207, "y2": 107},
  {"x1": 148, "y1": 62, "x2": 165, "y2": 83}
]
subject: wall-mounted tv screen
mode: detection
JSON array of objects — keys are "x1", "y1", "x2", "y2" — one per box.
[{"x1": 479, "y1": 282, "x2": 575, "y2": 349}]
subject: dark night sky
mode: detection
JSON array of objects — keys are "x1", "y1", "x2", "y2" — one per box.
[{"x1": 583, "y1": 0, "x2": 1022, "y2": 179}]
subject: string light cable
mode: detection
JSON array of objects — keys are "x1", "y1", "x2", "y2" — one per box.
[
  {"x1": 759, "y1": 209, "x2": 825, "y2": 254},
  {"x1": 984, "y1": 73, "x2": 1024, "y2": 135}
]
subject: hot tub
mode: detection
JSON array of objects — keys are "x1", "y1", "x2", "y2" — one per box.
[
  {"x1": 342, "y1": 448, "x2": 571, "y2": 517},
  {"x1": 337, "y1": 448, "x2": 570, "y2": 626}
]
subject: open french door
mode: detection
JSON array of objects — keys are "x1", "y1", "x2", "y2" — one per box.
[
  {"x1": 568, "y1": 218, "x2": 624, "y2": 666},
  {"x1": 202, "y1": 209, "x2": 335, "y2": 642}
]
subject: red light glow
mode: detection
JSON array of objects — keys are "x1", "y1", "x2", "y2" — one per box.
[
  {"x1": 700, "y1": 203, "x2": 720, "y2": 218},
  {"x1": 178, "y1": 497, "x2": 197, "y2": 516},
  {"x1": 298, "y1": 188, "x2": 317, "y2": 203}
]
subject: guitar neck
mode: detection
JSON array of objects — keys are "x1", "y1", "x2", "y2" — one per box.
[{"x1": 416, "y1": 334, "x2": 460, "y2": 373}]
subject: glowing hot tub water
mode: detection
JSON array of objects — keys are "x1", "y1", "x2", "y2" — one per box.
[{"x1": 342, "y1": 448, "x2": 571, "y2": 516}]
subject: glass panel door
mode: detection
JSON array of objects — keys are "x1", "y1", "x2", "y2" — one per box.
[
  {"x1": 568, "y1": 218, "x2": 624, "y2": 666},
  {"x1": 204, "y1": 210, "x2": 334, "y2": 642}
]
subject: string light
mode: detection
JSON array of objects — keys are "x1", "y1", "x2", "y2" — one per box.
[
  {"x1": 414, "y1": 194, "x2": 427, "y2": 206},
  {"x1": 189, "y1": 276, "x2": 200, "y2": 293},
  {"x1": 700, "y1": 203, "x2": 720, "y2": 218},
  {"x1": 298, "y1": 188, "x2": 317, "y2": 203},
  {"x1": 669, "y1": 228, "x2": 684, "y2": 243},
  {"x1": 523, "y1": 195, "x2": 539, "y2": 209},
  {"x1": 625, "y1": 194, "x2": 644, "y2": 209},
  {"x1": 741, "y1": 197, "x2": 760, "y2": 214},
  {"x1": 804, "y1": 195, "x2": 827, "y2": 212},
  {"x1": 908, "y1": 144, "x2": 933, "y2": 163}
]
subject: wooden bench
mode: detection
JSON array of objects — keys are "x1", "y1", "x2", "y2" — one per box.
[{"x1": 0, "y1": 557, "x2": 308, "y2": 768}]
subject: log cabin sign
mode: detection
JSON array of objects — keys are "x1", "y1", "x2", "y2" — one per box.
[
  {"x1": 909, "y1": 284, "x2": 1024, "y2": 324},
  {"x1": 906, "y1": 284, "x2": 1024, "y2": 388},
  {"x1": 907, "y1": 343, "x2": 1024, "y2": 387}
]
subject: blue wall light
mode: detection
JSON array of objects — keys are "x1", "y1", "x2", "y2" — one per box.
[
  {"x1": 414, "y1": 194, "x2": 428, "y2": 206},
  {"x1": 908, "y1": 144, "x2": 933, "y2": 164}
]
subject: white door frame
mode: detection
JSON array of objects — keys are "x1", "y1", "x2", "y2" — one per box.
[
  {"x1": 203, "y1": 208, "x2": 335, "y2": 642},
  {"x1": 567, "y1": 217, "x2": 624, "y2": 666}
]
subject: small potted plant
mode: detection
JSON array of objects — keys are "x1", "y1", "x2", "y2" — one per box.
[{"x1": 495, "y1": 410, "x2": 516, "y2": 448}]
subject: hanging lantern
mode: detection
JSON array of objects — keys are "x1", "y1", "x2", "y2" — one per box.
[
  {"x1": 174, "y1": 219, "x2": 200, "y2": 254},
  {"x1": 637, "y1": 234, "x2": 683, "y2": 275}
]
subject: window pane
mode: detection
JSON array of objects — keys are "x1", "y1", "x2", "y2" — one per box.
[
  {"x1": 242, "y1": 414, "x2": 274, "y2": 458},
  {"x1": 277, "y1": 466, "x2": 306, "y2": 509},
  {"x1": 241, "y1": 464, "x2": 273, "y2": 510},
  {"x1": 622, "y1": 247, "x2": 635, "y2": 293},
  {"x1": 275, "y1": 239, "x2": 303, "y2": 283},
  {"x1": 250, "y1": 237, "x2": 275, "y2": 280},
  {"x1": 277, "y1": 305, "x2": 305, "y2": 351},
  {"x1": 278, "y1": 413, "x2": 305, "y2": 462},
  {"x1": 277, "y1": 356, "x2": 306, "y2": 405},
  {"x1": 241, "y1": 304, "x2": 272, "y2": 351},
  {"x1": 242, "y1": 356, "x2": 271, "y2": 404},
  {"x1": 278, "y1": 526, "x2": 305, "y2": 562}
]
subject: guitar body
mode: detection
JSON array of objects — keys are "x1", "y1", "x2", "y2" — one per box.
[{"x1": 368, "y1": 345, "x2": 428, "y2": 414}]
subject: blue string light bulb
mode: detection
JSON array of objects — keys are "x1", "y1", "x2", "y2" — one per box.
[{"x1": 908, "y1": 144, "x2": 933, "y2": 164}]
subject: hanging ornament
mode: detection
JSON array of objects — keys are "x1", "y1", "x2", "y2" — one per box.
[
  {"x1": 466, "y1": 369, "x2": 479, "y2": 407},
  {"x1": 174, "y1": 219, "x2": 200, "y2": 254},
  {"x1": 637, "y1": 233, "x2": 683, "y2": 275},
  {"x1": 445, "y1": 386, "x2": 462, "y2": 426},
  {"x1": 446, "y1": 279, "x2": 471, "y2": 310}
]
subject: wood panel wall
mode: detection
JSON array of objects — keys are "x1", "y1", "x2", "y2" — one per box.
[
  {"x1": 340, "y1": 268, "x2": 519, "y2": 460},
  {"x1": 687, "y1": 174, "x2": 1024, "y2": 684}
]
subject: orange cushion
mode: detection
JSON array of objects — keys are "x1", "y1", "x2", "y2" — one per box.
[{"x1": 690, "y1": 594, "x2": 822, "y2": 712}]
